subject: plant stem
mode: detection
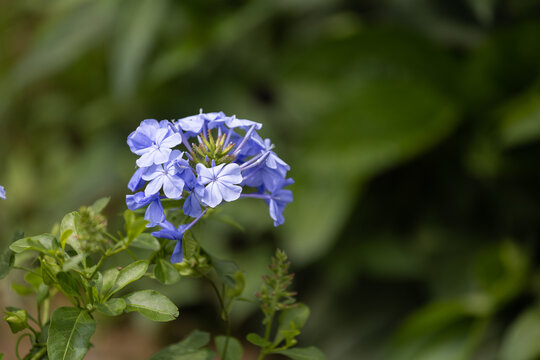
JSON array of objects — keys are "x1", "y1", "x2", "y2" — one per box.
[{"x1": 28, "y1": 347, "x2": 47, "y2": 360}]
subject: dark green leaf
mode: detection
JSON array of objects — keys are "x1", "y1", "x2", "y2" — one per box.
[
  {"x1": 274, "y1": 347, "x2": 326, "y2": 360},
  {"x1": 96, "y1": 298, "x2": 126, "y2": 317},
  {"x1": 123, "y1": 290, "x2": 178, "y2": 322},
  {"x1": 215, "y1": 336, "x2": 243, "y2": 360},
  {"x1": 209, "y1": 255, "x2": 239, "y2": 288},
  {"x1": 109, "y1": 260, "x2": 149, "y2": 296},
  {"x1": 150, "y1": 330, "x2": 214, "y2": 360},
  {"x1": 56, "y1": 272, "x2": 80, "y2": 298},
  {"x1": 0, "y1": 247, "x2": 14, "y2": 279},
  {"x1": 154, "y1": 259, "x2": 181, "y2": 285},
  {"x1": 47, "y1": 307, "x2": 96, "y2": 360}
]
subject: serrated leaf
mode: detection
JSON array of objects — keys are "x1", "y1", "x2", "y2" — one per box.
[
  {"x1": 47, "y1": 307, "x2": 96, "y2": 360},
  {"x1": 274, "y1": 347, "x2": 326, "y2": 360},
  {"x1": 89, "y1": 197, "x2": 110, "y2": 214},
  {"x1": 150, "y1": 330, "x2": 214, "y2": 360},
  {"x1": 215, "y1": 336, "x2": 243, "y2": 360},
  {"x1": 109, "y1": 260, "x2": 148, "y2": 296},
  {"x1": 246, "y1": 333, "x2": 271, "y2": 347},
  {"x1": 10, "y1": 234, "x2": 59, "y2": 254},
  {"x1": 123, "y1": 290, "x2": 178, "y2": 322},
  {"x1": 130, "y1": 233, "x2": 160, "y2": 251},
  {"x1": 96, "y1": 298, "x2": 126, "y2": 316},
  {"x1": 275, "y1": 304, "x2": 310, "y2": 345},
  {"x1": 154, "y1": 258, "x2": 181, "y2": 285}
]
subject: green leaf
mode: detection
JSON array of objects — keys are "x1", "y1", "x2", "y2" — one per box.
[
  {"x1": 109, "y1": 260, "x2": 149, "y2": 296},
  {"x1": 3, "y1": 307, "x2": 29, "y2": 333},
  {"x1": 89, "y1": 197, "x2": 110, "y2": 214},
  {"x1": 96, "y1": 298, "x2": 126, "y2": 317},
  {"x1": 41, "y1": 258, "x2": 61, "y2": 285},
  {"x1": 154, "y1": 258, "x2": 181, "y2": 285},
  {"x1": 56, "y1": 272, "x2": 80, "y2": 298},
  {"x1": 10, "y1": 234, "x2": 59, "y2": 254},
  {"x1": 215, "y1": 336, "x2": 243, "y2": 360},
  {"x1": 101, "y1": 268, "x2": 119, "y2": 296},
  {"x1": 209, "y1": 255, "x2": 239, "y2": 288},
  {"x1": 110, "y1": 0, "x2": 168, "y2": 99},
  {"x1": 123, "y1": 290, "x2": 178, "y2": 322},
  {"x1": 124, "y1": 210, "x2": 149, "y2": 243},
  {"x1": 130, "y1": 233, "x2": 160, "y2": 251},
  {"x1": 275, "y1": 304, "x2": 310, "y2": 345},
  {"x1": 150, "y1": 330, "x2": 214, "y2": 360},
  {"x1": 0, "y1": 246, "x2": 14, "y2": 279},
  {"x1": 246, "y1": 333, "x2": 271, "y2": 347},
  {"x1": 500, "y1": 305, "x2": 540, "y2": 360},
  {"x1": 0, "y1": 232, "x2": 23, "y2": 279},
  {"x1": 274, "y1": 347, "x2": 326, "y2": 360},
  {"x1": 11, "y1": 283, "x2": 33, "y2": 296},
  {"x1": 47, "y1": 307, "x2": 96, "y2": 360},
  {"x1": 60, "y1": 212, "x2": 83, "y2": 253},
  {"x1": 182, "y1": 231, "x2": 199, "y2": 259},
  {"x1": 59, "y1": 229, "x2": 73, "y2": 251},
  {"x1": 25, "y1": 272, "x2": 43, "y2": 290}
]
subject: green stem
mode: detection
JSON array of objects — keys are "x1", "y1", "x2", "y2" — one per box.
[
  {"x1": 15, "y1": 333, "x2": 32, "y2": 360},
  {"x1": 13, "y1": 265, "x2": 41, "y2": 277},
  {"x1": 28, "y1": 347, "x2": 47, "y2": 360}
]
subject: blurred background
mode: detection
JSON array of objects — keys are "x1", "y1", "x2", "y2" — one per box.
[{"x1": 2, "y1": 0, "x2": 540, "y2": 359}]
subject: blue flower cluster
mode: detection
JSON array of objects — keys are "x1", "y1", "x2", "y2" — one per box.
[
  {"x1": 126, "y1": 112, "x2": 293, "y2": 262},
  {"x1": 0, "y1": 185, "x2": 5, "y2": 200}
]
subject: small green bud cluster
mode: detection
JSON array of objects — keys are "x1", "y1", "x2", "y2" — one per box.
[
  {"x1": 77, "y1": 205, "x2": 108, "y2": 253},
  {"x1": 191, "y1": 130, "x2": 236, "y2": 166}
]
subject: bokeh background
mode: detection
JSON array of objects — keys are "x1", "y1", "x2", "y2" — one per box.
[{"x1": 2, "y1": 0, "x2": 540, "y2": 359}]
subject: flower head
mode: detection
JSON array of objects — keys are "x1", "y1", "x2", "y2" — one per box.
[
  {"x1": 0, "y1": 185, "x2": 5, "y2": 200},
  {"x1": 126, "y1": 111, "x2": 293, "y2": 262}
]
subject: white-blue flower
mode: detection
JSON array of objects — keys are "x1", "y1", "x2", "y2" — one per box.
[
  {"x1": 142, "y1": 151, "x2": 186, "y2": 199},
  {"x1": 196, "y1": 162, "x2": 243, "y2": 208},
  {"x1": 0, "y1": 185, "x2": 5, "y2": 200}
]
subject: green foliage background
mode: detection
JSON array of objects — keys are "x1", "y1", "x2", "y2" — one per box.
[{"x1": 2, "y1": 0, "x2": 540, "y2": 359}]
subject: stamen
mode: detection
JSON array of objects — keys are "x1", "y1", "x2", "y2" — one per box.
[{"x1": 233, "y1": 125, "x2": 256, "y2": 157}]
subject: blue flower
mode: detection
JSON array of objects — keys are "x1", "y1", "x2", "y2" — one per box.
[
  {"x1": 266, "y1": 179, "x2": 294, "y2": 226},
  {"x1": 151, "y1": 221, "x2": 188, "y2": 263},
  {"x1": 128, "y1": 167, "x2": 146, "y2": 192},
  {"x1": 196, "y1": 162, "x2": 243, "y2": 207},
  {"x1": 0, "y1": 185, "x2": 5, "y2": 200},
  {"x1": 142, "y1": 151, "x2": 186, "y2": 199},
  {"x1": 126, "y1": 192, "x2": 165, "y2": 226},
  {"x1": 127, "y1": 119, "x2": 182, "y2": 167}
]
